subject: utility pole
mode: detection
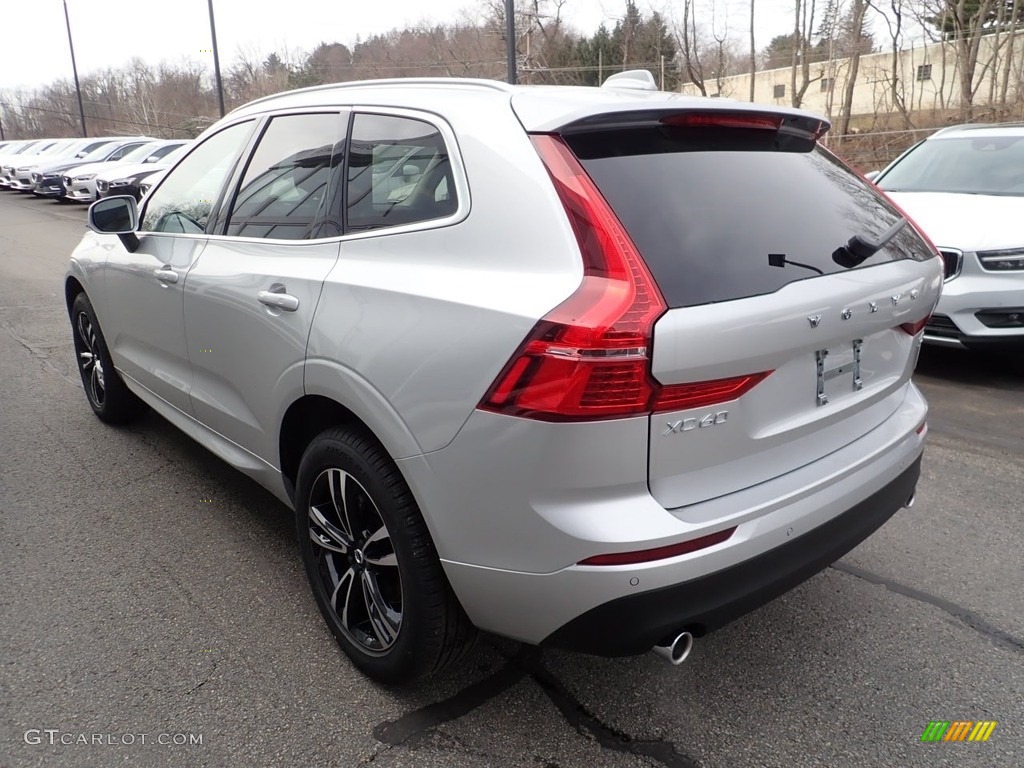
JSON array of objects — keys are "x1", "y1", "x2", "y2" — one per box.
[
  {"x1": 63, "y1": 0, "x2": 88, "y2": 137},
  {"x1": 505, "y1": 0, "x2": 517, "y2": 84},
  {"x1": 208, "y1": 0, "x2": 226, "y2": 117}
]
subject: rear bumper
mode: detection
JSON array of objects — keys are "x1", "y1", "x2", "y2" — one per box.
[
  {"x1": 543, "y1": 456, "x2": 919, "y2": 655},
  {"x1": 423, "y1": 384, "x2": 928, "y2": 651}
]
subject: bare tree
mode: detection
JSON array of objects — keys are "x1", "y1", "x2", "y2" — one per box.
[
  {"x1": 790, "y1": 0, "x2": 823, "y2": 107},
  {"x1": 836, "y1": 0, "x2": 869, "y2": 133}
]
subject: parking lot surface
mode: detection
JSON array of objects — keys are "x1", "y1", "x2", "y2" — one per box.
[{"x1": 1, "y1": 193, "x2": 1021, "y2": 768}]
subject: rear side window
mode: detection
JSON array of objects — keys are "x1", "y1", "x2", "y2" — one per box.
[
  {"x1": 565, "y1": 125, "x2": 934, "y2": 308},
  {"x1": 227, "y1": 113, "x2": 346, "y2": 240},
  {"x1": 346, "y1": 114, "x2": 457, "y2": 232}
]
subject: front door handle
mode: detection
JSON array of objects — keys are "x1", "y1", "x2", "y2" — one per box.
[
  {"x1": 154, "y1": 266, "x2": 179, "y2": 284},
  {"x1": 257, "y1": 290, "x2": 299, "y2": 312}
]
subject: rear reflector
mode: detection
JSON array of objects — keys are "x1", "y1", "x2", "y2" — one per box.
[{"x1": 578, "y1": 527, "x2": 737, "y2": 566}]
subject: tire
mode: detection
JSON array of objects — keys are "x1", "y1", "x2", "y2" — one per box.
[
  {"x1": 295, "y1": 426, "x2": 474, "y2": 684},
  {"x1": 70, "y1": 293, "x2": 147, "y2": 424}
]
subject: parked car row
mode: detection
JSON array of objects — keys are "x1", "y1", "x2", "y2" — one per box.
[{"x1": 0, "y1": 136, "x2": 190, "y2": 202}]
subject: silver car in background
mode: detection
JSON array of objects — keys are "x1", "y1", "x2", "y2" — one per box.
[{"x1": 66, "y1": 75, "x2": 942, "y2": 684}]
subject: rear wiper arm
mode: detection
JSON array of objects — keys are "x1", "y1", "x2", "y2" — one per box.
[{"x1": 832, "y1": 217, "x2": 907, "y2": 268}]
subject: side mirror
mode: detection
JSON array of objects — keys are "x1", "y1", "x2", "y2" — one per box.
[
  {"x1": 88, "y1": 195, "x2": 140, "y2": 252},
  {"x1": 863, "y1": 170, "x2": 880, "y2": 182}
]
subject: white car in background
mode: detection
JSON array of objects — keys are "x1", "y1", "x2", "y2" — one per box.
[
  {"x1": 876, "y1": 123, "x2": 1024, "y2": 356},
  {"x1": 59, "y1": 138, "x2": 153, "y2": 202},
  {"x1": 0, "y1": 139, "x2": 65, "y2": 187},
  {"x1": 94, "y1": 141, "x2": 190, "y2": 200}
]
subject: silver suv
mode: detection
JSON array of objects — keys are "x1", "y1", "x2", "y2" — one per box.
[{"x1": 67, "y1": 76, "x2": 943, "y2": 684}]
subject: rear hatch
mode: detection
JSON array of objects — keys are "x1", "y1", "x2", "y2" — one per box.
[{"x1": 554, "y1": 108, "x2": 941, "y2": 511}]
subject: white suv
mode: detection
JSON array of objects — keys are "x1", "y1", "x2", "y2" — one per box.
[
  {"x1": 67, "y1": 75, "x2": 942, "y2": 684},
  {"x1": 876, "y1": 123, "x2": 1024, "y2": 355}
]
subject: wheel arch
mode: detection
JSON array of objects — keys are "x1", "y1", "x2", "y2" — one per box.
[
  {"x1": 65, "y1": 275, "x2": 86, "y2": 315},
  {"x1": 279, "y1": 393, "x2": 420, "y2": 507}
]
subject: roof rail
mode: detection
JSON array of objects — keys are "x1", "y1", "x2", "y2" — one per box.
[
  {"x1": 231, "y1": 77, "x2": 516, "y2": 114},
  {"x1": 932, "y1": 121, "x2": 1024, "y2": 136}
]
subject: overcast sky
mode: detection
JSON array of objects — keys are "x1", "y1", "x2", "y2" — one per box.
[{"x1": 0, "y1": 0, "x2": 802, "y2": 92}]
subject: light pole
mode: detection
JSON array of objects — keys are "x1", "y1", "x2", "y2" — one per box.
[
  {"x1": 208, "y1": 0, "x2": 226, "y2": 117},
  {"x1": 62, "y1": 0, "x2": 88, "y2": 137},
  {"x1": 505, "y1": 0, "x2": 516, "y2": 84}
]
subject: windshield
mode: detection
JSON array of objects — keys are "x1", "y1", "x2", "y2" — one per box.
[
  {"x1": 153, "y1": 144, "x2": 188, "y2": 165},
  {"x1": 119, "y1": 142, "x2": 160, "y2": 163},
  {"x1": 79, "y1": 143, "x2": 123, "y2": 163},
  {"x1": 879, "y1": 135, "x2": 1024, "y2": 196}
]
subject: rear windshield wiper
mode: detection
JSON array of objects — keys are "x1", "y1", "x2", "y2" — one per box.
[{"x1": 832, "y1": 217, "x2": 907, "y2": 268}]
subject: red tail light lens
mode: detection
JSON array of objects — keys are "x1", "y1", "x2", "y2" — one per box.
[
  {"x1": 479, "y1": 134, "x2": 667, "y2": 420},
  {"x1": 479, "y1": 134, "x2": 771, "y2": 421},
  {"x1": 900, "y1": 316, "x2": 930, "y2": 336},
  {"x1": 661, "y1": 113, "x2": 782, "y2": 131},
  {"x1": 578, "y1": 527, "x2": 737, "y2": 566},
  {"x1": 653, "y1": 372, "x2": 773, "y2": 413}
]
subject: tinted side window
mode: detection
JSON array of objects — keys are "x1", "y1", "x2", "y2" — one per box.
[
  {"x1": 141, "y1": 121, "x2": 254, "y2": 234},
  {"x1": 227, "y1": 113, "x2": 345, "y2": 240},
  {"x1": 346, "y1": 114, "x2": 456, "y2": 232},
  {"x1": 567, "y1": 127, "x2": 933, "y2": 308}
]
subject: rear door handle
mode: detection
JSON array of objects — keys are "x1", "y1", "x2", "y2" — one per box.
[
  {"x1": 154, "y1": 266, "x2": 179, "y2": 284},
  {"x1": 257, "y1": 290, "x2": 299, "y2": 312}
]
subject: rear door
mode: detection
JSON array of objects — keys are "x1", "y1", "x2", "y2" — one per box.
[{"x1": 561, "y1": 114, "x2": 943, "y2": 511}]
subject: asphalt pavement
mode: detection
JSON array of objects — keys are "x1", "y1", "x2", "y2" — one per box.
[{"x1": 1, "y1": 192, "x2": 1021, "y2": 768}]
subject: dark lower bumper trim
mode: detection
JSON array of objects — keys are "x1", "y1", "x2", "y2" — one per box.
[{"x1": 542, "y1": 456, "x2": 922, "y2": 657}]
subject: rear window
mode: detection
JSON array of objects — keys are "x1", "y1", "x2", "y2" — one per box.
[{"x1": 565, "y1": 126, "x2": 933, "y2": 308}]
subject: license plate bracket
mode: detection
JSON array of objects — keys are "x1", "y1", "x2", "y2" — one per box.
[{"x1": 815, "y1": 339, "x2": 863, "y2": 406}]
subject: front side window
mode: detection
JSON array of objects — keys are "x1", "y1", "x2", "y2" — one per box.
[
  {"x1": 226, "y1": 113, "x2": 345, "y2": 240},
  {"x1": 346, "y1": 113, "x2": 457, "y2": 232},
  {"x1": 141, "y1": 121, "x2": 254, "y2": 234}
]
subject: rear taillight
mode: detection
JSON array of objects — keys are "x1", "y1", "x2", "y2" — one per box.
[
  {"x1": 900, "y1": 316, "x2": 930, "y2": 336},
  {"x1": 479, "y1": 134, "x2": 771, "y2": 422}
]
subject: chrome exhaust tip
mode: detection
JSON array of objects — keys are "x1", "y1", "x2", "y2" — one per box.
[
  {"x1": 903, "y1": 493, "x2": 916, "y2": 509},
  {"x1": 652, "y1": 631, "x2": 694, "y2": 665}
]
